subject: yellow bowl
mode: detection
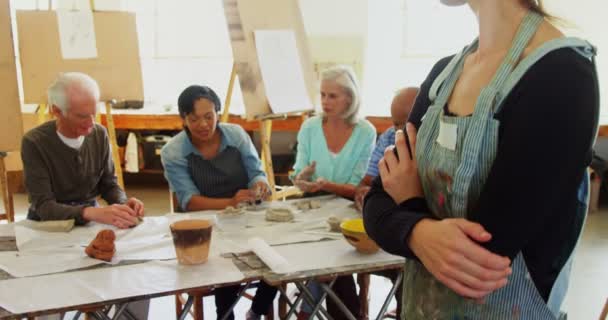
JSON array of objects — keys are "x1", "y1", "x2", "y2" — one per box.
[{"x1": 340, "y1": 218, "x2": 380, "y2": 254}]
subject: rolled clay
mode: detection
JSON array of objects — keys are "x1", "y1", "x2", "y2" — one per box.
[
  {"x1": 294, "y1": 199, "x2": 322, "y2": 211},
  {"x1": 222, "y1": 206, "x2": 245, "y2": 215},
  {"x1": 295, "y1": 201, "x2": 311, "y2": 210},
  {"x1": 265, "y1": 208, "x2": 294, "y2": 222},
  {"x1": 327, "y1": 215, "x2": 342, "y2": 232},
  {"x1": 18, "y1": 219, "x2": 75, "y2": 232},
  {"x1": 129, "y1": 216, "x2": 144, "y2": 228},
  {"x1": 85, "y1": 229, "x2": 116, "y2": 262}
]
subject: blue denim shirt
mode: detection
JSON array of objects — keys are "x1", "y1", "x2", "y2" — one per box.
[
  {"x1": 160, "y1": 123, "x2": 268, "y2": 211},
  {"x1": 366, "y1": 127, "x2": 396, "y2": 178}
]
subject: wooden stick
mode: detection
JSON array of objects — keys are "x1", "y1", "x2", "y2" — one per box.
[
  {"x1": 0, "y1": 154, "x2": 13, "y2": 222},
  {"x1": 105, "y1": 102, "x2": 124, "y2": 190},
  {"x1": 260, "y1": 119, "x2": 276, "y2": 196},
  {"x1": 221, "y1": 62, "x2": 238, "y2": 124}
]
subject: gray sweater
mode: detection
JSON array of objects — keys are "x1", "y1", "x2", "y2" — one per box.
[{"x1": 22, "y1": 121, "x2": 127, "y2": 225}]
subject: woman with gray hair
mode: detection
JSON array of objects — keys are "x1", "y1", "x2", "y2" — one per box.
[
  {"x1": 290, "y1": 65, "x2": 376, "y2": 319},
  {"x1": 291, "y1": 65, "x2": 376, "y2": 200}
]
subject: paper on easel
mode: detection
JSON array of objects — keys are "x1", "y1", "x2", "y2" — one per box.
[
  {"x1": 56, "y1": 10, "x2": 98, "y2": 59},
  {"x1": 254, "y1": 30, "x2": 313, "y2": 114},
  {"x1": 248, "y1": 237, "x2": 292, "y2": 274}
]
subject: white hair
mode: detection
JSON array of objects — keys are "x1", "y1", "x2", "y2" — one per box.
[
  {"x1": 320, "y1": 65, "x2": 360, "y2": 125},
  {"x1": 47, "y1": 72, "x2": 100, "y2": 114}
]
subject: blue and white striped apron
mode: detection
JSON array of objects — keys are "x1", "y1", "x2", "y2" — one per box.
[{"x1": 403, "y1": 11, "x2": 597, "y2": 319}]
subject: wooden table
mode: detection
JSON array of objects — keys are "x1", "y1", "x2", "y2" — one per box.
[{"x1": 100, "y1": 114, "x2": 395, "y2": 133}]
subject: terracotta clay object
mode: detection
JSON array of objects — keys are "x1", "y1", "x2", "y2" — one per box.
[{"x1": 85, "y1": 229, "x2": 116, "y2": 262}]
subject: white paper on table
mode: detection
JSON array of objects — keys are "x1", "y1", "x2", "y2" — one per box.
[
  {"x1": 248, "y1": 237, "x2": 291, "y2": 273},
  {"x1": 0, "y1": 248, "x2": 104, "y2": 278},
  {"x1": 115, "y1": 216, "x2": 171, "y2": 243},
  {"x1": 271, "y1": 240, "x2": 405, "y2": 274},
  {"x1": 15, "y1": 223, "x2": 109, "y2": 251},
  {"x1": 254, "y1": 30, "x2": 313, "y2": 114},
  {"x1": 15, "y1": 217, "x2": 174, "y2": 261},
  {"x1": 0, "y1": 257, "x2": 244, "y2": 315},
  {"x1": 115, "y1": 236, "x2": 176, "y2": 261},
  {"x1": 56, "y1": 10, "x2": 98, "y2": 59},
  {"x1": 216, "y1": 222, "x2": 329, "y2": 254}
]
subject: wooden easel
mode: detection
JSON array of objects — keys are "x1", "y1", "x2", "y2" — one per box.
[
  {"x1": 0, "y1": 0, "x2": 21, "y2": 223},
  {"x1": 0, "y1": 152, "x2": 14, "y2": 222},
  {"x1": 220, "y1": 63, "x2": 305, "y2": 200}
]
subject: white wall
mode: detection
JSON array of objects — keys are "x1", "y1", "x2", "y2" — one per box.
[{"x1": 8, "y1": 0, "x2": 607, "y2": 119}]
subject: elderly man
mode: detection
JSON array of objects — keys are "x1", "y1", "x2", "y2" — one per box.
[
  {"x1": 22, "y1": 72, "x2": 144, "y2": 228},
  {"x1": 353, "y1": 87, "x2": 418, "y2": 320},
  {"x1": 21, "y1": 72, "x2": 149, "y2": 320},
  {"x1": 354, "y1": 87, "x2": 419, "y2": 211}
]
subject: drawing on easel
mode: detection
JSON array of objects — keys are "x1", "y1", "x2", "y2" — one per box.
[
  {"x1": 16, "y1": 10, "x2": 143, "y2": 104},
  {"x1": 255, "y1": 29, "x2": 314, "y2": 115},
  {"x1": 56, "y1": 10, "x2": 98, "y2": 59},
  {"x1": 222, "y1": 0, "x2": 316, "y2": 119}
]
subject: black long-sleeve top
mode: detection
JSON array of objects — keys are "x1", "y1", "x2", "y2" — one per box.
[{"x1": 363, "y1": 47, "x2": 599, "y2": 301}]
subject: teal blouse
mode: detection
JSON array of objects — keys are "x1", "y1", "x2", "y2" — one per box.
[{"x1": 291, "y1": 116, "x2": 376, "y2": 185}]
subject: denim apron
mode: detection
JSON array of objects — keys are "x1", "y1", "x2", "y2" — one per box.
[
  {"x1": 187, "y1": 146, "x2": 249, "y2": 199},
  {"x1": 403, "y1": 11, "x2": 597, "y2": 319}
]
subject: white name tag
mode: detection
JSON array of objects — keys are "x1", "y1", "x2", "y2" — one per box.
[{"x1": 437, "y1": 120, "x2": 458, "y2": 150}]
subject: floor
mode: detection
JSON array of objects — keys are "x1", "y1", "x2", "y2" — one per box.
[{"x1": 2, "y1": 182, "x2": 607, "y2": 319}]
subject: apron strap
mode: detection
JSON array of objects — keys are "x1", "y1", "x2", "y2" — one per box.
[
  {"x1": 428, "y1": 42, "x2": 477, "y2": 103},
  {"x1": 495, "y1": 37, "x2": 597, "y2": 113},
  {"x1": 472, "y1": 11, "x2": 544, "y2": 118},
  {"x1": 452, "y1": 11, "x2": 544, "y2": 215}
]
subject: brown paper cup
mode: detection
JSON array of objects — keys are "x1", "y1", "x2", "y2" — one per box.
[{"x1": 170, "y1": 219, "x2": 212, "y2": 265}]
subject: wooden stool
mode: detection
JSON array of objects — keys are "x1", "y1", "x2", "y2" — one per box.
[
  {"x1": 357, "y1": 273, "x2": 371, "y2": 320},
  {"x1": 175, "y1": 289, "x2": 212, "y2": 320}
]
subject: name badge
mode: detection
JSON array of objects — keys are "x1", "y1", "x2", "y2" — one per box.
[{"x1": 437, "y1": 120, "x2": 457, "y2": 151}]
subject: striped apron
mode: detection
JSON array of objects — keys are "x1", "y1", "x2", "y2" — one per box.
[
  {"x1": 404, "y1": 11, "x2": 597, "y2": 319},
  {"x1": 187, "y1": 146, "x2": 249, "y2": 199}
]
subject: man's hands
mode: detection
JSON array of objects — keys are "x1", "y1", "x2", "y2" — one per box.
[
  {"x1": 126, "y1": 197, "x2": 145, "y2": 217},
  {"x1": 354, "y1": 185, "x2": 371, "y2": 211},
  {"x1": 83, "y1": 197, "x2": 145, "y2": 229}
]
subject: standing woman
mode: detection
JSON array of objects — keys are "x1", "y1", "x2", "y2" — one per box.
[
  {"x1": 291, "y1": 65, "x2": 376, "y2": 319},
  {"x1": 364, "y1": 0, "x2": 599, "y2": 319}
]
